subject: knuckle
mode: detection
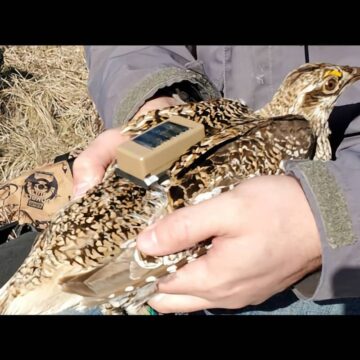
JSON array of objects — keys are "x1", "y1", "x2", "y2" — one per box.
[
  {"x1": 73, "y1": 156, "x2": 92, "y2": 174},
  {"x1": 157, "y1": 211, "x2": 193, "y2": 249}
]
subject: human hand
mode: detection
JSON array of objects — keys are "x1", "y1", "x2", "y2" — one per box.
[
  {"x1": 132, "y1": 96, "x2": 180, "y2": 119},
  {"x1": 72, "y1": 96, "x2": 178, "y2": 199},
  {"x1": 137, "y1": 175, "x2": 322, "y2": 313}
]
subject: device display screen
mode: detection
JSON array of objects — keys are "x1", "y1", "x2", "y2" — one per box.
[{"x1": 134, "y1": 121, "x2": 189, "y2": 149}]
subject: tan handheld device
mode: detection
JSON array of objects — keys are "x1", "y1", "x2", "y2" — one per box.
[{"x1": 116, "y1": 116, "x2": 205, "y2": 187}]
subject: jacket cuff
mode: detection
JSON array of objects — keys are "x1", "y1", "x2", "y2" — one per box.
[
  {"x1": 112, "y1": 66, "x2": 221, "y2": 127},
  {"x1": 284, "y1": 160, "x2": 357, "y2": 300}
]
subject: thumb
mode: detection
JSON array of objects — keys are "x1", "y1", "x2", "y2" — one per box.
[
  {"x1": 72, "y1": 129, "x2": 129, "y2": 199},
  {"x1": 72, "y1": 158, "x2": 105, "y2": 199},
  {"x1": 137, "y1": 194, "x2": 227, "y2": 256}
]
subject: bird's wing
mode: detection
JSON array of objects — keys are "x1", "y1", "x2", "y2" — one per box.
[
  {"x1": 58, "y1": 239, "x2": 208, "y2": 312},
  {"x1": 121, "y1": 98, "x2": 252, "y2": 136},
  {"x1": 169, "y1": 116, "x2": 264, "y2": 178},
  {"x1": 168, "y1": 115, "x2": 315, "y2": 207}
]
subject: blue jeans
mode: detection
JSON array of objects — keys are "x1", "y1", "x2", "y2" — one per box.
[{"x1": 204, "y1": 289, "x2": 360, "y2": 315}]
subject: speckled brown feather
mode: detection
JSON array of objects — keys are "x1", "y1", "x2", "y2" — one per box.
[
  {"x1": 1, "y1": 63, "x2": 360, "y2": 315},
  {"x1": 168, "y1": 115, "x2": 315, "y2": 209}
]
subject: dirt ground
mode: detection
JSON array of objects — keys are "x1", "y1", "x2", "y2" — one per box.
[{"x1": 0, "y1": 46, "x2": 103, "y2": 183}]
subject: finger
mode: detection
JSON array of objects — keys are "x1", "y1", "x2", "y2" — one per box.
[
  {"x1": 137, "y1": 192, "x2": 232, "y2": 256},
  {"x1": 72, "y1": 158, "x2": 104, "y2": 199},
  {"x1": 148, "y1": 293, "x2": 213, "y2": 313},
  {"x1": 156, "y1": 255, "x2": 211, "y2": 296},
  {"x1": 72, "y1": 129, "x2": 129, "y2": 198},
  {"x1": 134, "y1": 97, "x2": 180, "y2": 119}
]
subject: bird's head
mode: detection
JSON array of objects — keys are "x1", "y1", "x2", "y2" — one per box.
[{"x1": 256, "y1": 63, "x2": 360, "y2": 160}]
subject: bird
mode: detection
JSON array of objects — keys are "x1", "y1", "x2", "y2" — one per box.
[{"x1": 0, "y1": 62, "x2": 359, "y2": 315}]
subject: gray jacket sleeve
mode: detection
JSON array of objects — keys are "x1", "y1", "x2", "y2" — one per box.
[
  {"x1": 85, "y1": 46, "x2": 221, "y2": 128},
  {"x1": 284, "y1": 110, "x2": 360, "y2": 300}
]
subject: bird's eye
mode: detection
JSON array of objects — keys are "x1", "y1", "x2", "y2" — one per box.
[{"x1": 324, "y1": 77, "x2": 338, "y2": 92}]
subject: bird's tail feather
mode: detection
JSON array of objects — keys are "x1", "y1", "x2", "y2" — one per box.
[{"x1": 0, "y1": 274, "x2": 83, "y2": 315}]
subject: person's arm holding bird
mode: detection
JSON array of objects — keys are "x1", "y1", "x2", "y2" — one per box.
[
  {"x1": 73, "y1": 46, "x2": 220, "y2": 198},
  {"x1": 73, "y1": 46, "x2": 360, "y2": 314},
  {"x1": 135, "y1": 113, "x2": 360, "y2": 313}
]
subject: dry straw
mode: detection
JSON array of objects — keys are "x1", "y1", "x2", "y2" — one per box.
[{"x1": 0, "y1": 46, "x2": 103, "y2": 182}]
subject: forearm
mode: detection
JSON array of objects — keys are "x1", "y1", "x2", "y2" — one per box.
[
  {"x1": 285, "y1": 114, "x2": 360, "y2": 300},
  {"x1": 85, "y1": 46, "x2": 220, "y2": 128}
]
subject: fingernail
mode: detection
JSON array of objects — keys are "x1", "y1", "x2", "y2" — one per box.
[
  {"x1": 73, "y1": 182, "x2": 91, "y2": 199},
  {"x1": 137, "y1": 228, "x2": 158, "y2": 253}
]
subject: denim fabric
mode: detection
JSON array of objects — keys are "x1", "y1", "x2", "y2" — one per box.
[
  {"x1": 57, "y1": 307, "x2": 104, "y2": 315},
  {"x1": 204, "y1": 289, "x2": 360, "y2": 315}
]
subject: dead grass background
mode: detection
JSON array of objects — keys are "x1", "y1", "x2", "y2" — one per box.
[{"x1": 0, "y1": 46, "x2": 103, "y2": 183}]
